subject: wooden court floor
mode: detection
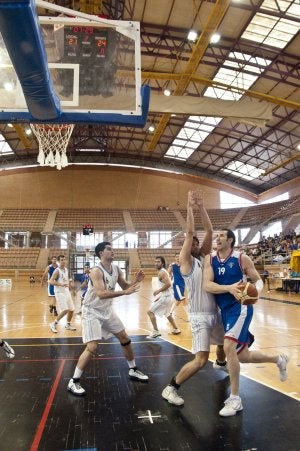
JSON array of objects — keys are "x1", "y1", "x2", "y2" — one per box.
[
  {"x1": 0, "y1": 278, "x2": 299, "y2": 450},
  {"x1": 1, "y1": 278, "x2": 299, "y2": 399}
]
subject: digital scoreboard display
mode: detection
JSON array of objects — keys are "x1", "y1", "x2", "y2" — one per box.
[{"x1": 64, "y1": 26, "x2": 108, "y2": 61}]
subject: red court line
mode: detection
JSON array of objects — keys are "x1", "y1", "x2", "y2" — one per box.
[{"x1": 30, "y1": 359, "x2": 65, "y2": 451}]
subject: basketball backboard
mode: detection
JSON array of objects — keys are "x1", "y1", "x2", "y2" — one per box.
[{"x1": 0, "y1": 0, "x2": 149, "y2": 126}]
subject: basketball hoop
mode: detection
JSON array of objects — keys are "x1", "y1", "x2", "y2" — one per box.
[{"x1": 31, "y1": 123, "x2": 74, "y2": 170}]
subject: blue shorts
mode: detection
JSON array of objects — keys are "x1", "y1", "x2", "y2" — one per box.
[
  {"x1": 221, "y1": 302, "x2": 254, "y2": 353},
  {"x1": 173, "y1": 283, "x2": 185, "y2": 301}
]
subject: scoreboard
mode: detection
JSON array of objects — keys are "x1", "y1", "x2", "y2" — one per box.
[
  {"x1": 61, "y1": 26, "x2": 117, "y2": 96},
  {"x1": 83, "y1": 224, "x2": 94, "y2": 235},
  {"x1": 64, "y1": 26, "x2": 109, "y2": 62}
]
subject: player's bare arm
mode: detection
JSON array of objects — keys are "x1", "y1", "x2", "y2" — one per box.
[
  {"x1": 179, "y1": 191, "x2": 195, "y2": 275},
  {"x1": 153, "y1": 269, "x2": 171, "y2": 297}
]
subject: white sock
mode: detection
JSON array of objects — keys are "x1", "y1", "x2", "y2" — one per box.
[
  {"x1": 73, "y1": 366, "x2": 83, "y2": 379},
  {"x1": 127, "y1": 359, "x2": 136, "y2": 369}
]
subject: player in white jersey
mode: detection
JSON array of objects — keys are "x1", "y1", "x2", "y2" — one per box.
[
  {"x1": 67, "y1": 242, "x2": 148, "y2": 396},
  {"x1": 49, "y1": 255, "x2": 76, "y2": 333},
  {"x1": 147, "y1": 256, "x2": 181, "y2": 338},
  {"x1": 162, "y1": 190, "x2": 226, "y2": 406}
]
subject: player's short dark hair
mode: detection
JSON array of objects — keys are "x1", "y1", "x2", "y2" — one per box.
[
  {"x1": 51, "y1": 256, "x2": 56, "y2": 260},
  {"x1": 192, "y1": 236, "x2": 199, "y2": 244},
  {"x1": 224, "y1": 228, "x2": 236, "y2": 248},
  {"x1": 95, "y1": 241, "x2": 111, "y2": 258},
  {"x1": 155, "y1": 256, "x2": 166, "y2": 268},
  {"x1": 57, "y1": 255, "x2": 65, "y2": 261}
]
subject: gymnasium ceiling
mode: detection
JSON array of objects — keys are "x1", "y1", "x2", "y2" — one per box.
[{"x1": 0, "y1": 0, "x2": 299, "y2": 199}]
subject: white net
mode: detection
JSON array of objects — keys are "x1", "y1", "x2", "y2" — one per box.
[{"x1": 31, "y1": 123, "x2": 74, "y2": 170}]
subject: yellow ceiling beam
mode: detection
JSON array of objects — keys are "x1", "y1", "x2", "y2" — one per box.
[
  {"x1": 13, "y1": 124, "x2": 31, "y2": 148},
  {"x1": 147, "y1": 0, "x2": 231, "y2": 151},
  {"x1": 262, "y1": 153, "x2": 300, "y2": 177}
]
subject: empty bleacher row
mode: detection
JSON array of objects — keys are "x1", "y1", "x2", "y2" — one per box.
[
  {"x1": 0, "y1": 209, "x2": 50, "y2": 231},
  {"x1": 129, "y1": 210, "x2": 180, "y2": 231},
  {"x1": 53, "y1": 209, "x2": 125, "y2": 232},
  {"x1": 137, "y1": 248, "x2": 181, "y2": 268},
  {"x1": 0, "y1": 248, "x2": 40, "y2": 268}
]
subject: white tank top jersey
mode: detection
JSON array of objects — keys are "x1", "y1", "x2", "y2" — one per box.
[
  {"x1": 183, "y1": 256, "x2": 218, "y2": 316},
  {"x1": 158, "y1": 268, "x2": 173, "y2": 297},
  {"x1": 54, "y1": 267, "x2": 70, "y2": 294},
  {"x1": 83, "y1": 263, "x2": 120, "y2": 313}
]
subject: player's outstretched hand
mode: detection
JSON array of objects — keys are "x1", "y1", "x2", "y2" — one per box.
[
  {"x1": 134, "y1": 270, "x2": 145, "y2": 282},
  {"x1": 125, "y1": 282, "x2": 140, "y2": 295}
]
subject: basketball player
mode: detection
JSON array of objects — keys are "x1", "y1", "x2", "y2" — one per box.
[
  {"x1": 147, "y1": 256, "x2": 181, "y2": 338},
  {"x1": 0, "y1": 339, "x2": 14, "y2": 359},
  {"x1": 49, "y1": 255, "x2": 76, "y2": 333},
  {"x1": 203, "y1": 228, "x2": 289, "y2": 417},
  {"x1": 77, "y1": 263, "x2": 90, "y2": 314},
  {"x1": 162, "y1": 190, "x2": 227, "y2": 406},
  {"x1": 41, "y1": 255, "x2": 58, "y2": 316},
  {"x1": 168, "y1": 253, "x2": 186, "y2": 316},
  {"x1": 67, "y1": 241, "x2": 148, "y2": 396}
]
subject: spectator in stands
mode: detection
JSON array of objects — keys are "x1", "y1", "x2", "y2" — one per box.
[
  {"x1": 49, "y1": 255, "x2": 76, "y2": 333},
  {"x1": 162, "y1": 190, "x2": 227, "y2": 407},
  {"x1": 0, "y1": 339, "x2": 14, "y2": 359},
  {"x1": 41, "y1": 256, "x2": 58, "y2": 316},
  {"x1": 147, "y1": 256, "x2": 181, "y2": 338},
  {"x1": 67, "y1": 241, "x2": 148, "y2": 396}
]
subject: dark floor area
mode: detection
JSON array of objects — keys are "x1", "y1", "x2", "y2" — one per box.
[{"x1": 0, "y1": 337, "x2": 299, "y2": 451}]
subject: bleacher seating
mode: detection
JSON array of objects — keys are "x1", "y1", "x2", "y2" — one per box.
[
  {"x1": 0, "y1": 247, "x2": 40, "y2": 268},
  {"x1": 130, "y1": 210, "x2": 181, "y2": 231},
  {"x1": 180, "y1": 208, "x2": 240, "y2": 230},
  {"x1": 0, "y1": 209, "x2": 49, "y2": 231},
  {"x1": 53, "y1": 209, "x2": 125, "y2": 231},
  {"x1": 138, "y1": 248, "x2": 181, "y2": 268}
]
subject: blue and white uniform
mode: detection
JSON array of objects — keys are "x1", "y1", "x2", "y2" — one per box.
[
  {"x1": 211, "y1": 250, "x2": 254, "y2": 353},
  {"x1": 47, "y1": 264, "x2": 57, "y2": 296},
  {"x1": 82, "y1": 263, "x2": 125, "y2": 343},
  {"x1": 182, "y1": 256, "x2": 224, "y2": 353},
  {"x1": 80, "y1": 273, "x2": 90, "y2": 300},
  {"x1": 170, "y1": 263, "x2": 185, "y2": 301}
]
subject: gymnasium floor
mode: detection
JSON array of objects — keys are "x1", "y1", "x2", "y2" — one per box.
[{"x1": 0, "y1": 279, "x2": 299, "y2": 451}]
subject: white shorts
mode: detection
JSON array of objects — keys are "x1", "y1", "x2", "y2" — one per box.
[
  {"x1": 81, "y1": 306, "x2": 125, "y2": 343},
  {"x1": 190, "y1": 312, "x2": 224, "y2": 354},
  {"x1": 55, "y1": 289, "x2": 74, "y2": 314},
  {"x1": 149, "y1": 294, "x2": 173, "y2": 317}
]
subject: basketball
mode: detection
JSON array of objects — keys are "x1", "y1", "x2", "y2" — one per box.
[{"x1": 238, "y1": 282, "x2": 258, "y2": 305}]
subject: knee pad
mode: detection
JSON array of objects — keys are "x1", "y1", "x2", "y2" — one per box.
[{"x1": 121, "y1": 339, "x2": 131, "y2": 347}]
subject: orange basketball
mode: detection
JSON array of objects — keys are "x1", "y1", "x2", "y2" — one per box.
[{"x1": 238, "y1": 282, "x2": 258, "y2": 305}]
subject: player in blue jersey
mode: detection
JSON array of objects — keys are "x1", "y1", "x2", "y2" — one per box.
[
  {"x1": 162, "y1": 191, "x2": 226, "y2": 406},
  {"x1": 203, "y1": 228, "x2": 289, "y2": 417},
  {"x1": 168, "y1": 253, "x2": 186, "y2": 318},
  {"x1": 77, "y1": 263, "x2": 90, "y2": 314},
  {"x1": 41, "y1": 256, "x2": 58, "y2": 316}
]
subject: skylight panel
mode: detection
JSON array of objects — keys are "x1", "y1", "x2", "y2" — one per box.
[
  {"x1": 0, "y1": 134, "x2": 13, "y2": 155},
  {"x1": 165, "y1": 146, "x2": 194, "y2": 160},
  {"x1": 242, "y1": 12, "x2": 299, "y2": 48},
  {"x1": 222, "y1": 161, "x2": 265, "y2": 181},
  {"x1": 262, "y1": 0, "x2": 300, "y2": 18}
]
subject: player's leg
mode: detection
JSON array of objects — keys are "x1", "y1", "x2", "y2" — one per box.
[
  {"x1": 68, "y1": 340, "x2": 98, "y2": 396},
  {"x1": 238, "y1": 345, "x2": 289, "y2": 382},
  {"x1": 114, "y1": 324, "x2": 148, "y2": 381}
]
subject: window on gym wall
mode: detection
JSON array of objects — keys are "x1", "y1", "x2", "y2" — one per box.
[
  {"x1": 149, "y1": 231, "x2": 172, "y2": 248},
  {"x1": 112, "y1": 232, "x2": 137, "y2": 248},
  {"x1": 75, "y1": 232, "x2": 103, "y2": 251}
]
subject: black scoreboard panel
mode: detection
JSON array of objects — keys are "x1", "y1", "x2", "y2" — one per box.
[
  {"x1": 64, "y1": 26, "x2": 109, "y2": 63},
  {"x1": 61, "y1": 26, "x2": 117, "y2": 96}
]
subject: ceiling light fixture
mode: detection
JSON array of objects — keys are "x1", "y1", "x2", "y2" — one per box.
[
  {"x1": 210, "y1": 33, "x2": 220, "y2": 44},
  {"x1": 187, "y1": 30, "x2": 197, "y2": 42}
]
